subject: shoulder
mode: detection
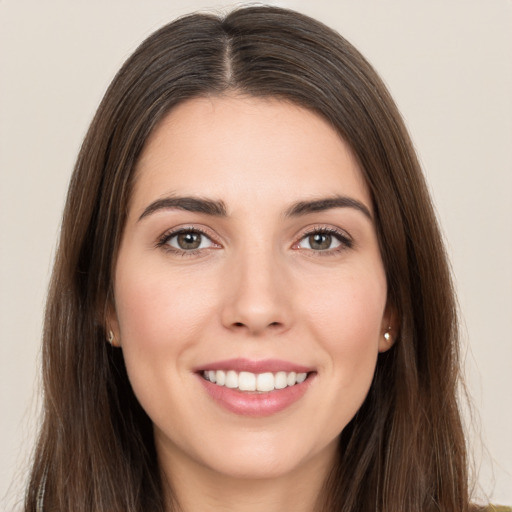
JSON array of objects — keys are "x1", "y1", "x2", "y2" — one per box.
[{"x1": 484, "y1": 506, "x2": 512, "y2": 512}]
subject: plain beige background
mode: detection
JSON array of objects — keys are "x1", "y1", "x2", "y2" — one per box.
[{"x1": 1, "y1": 0, "x2": 511, "y2": 508}]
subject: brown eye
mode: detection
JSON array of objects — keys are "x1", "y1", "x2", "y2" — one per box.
[
  {"x1": 166, "y1": 230, "x2": 213, "y2": 251},
  {"x1": 296, "y1": 230, "x2": 348, "y2": 252},
  {"x1": 309, "y1": 233, "x2": 333, "y2": 250},
  {"x1": 177, "y1": 232, "x2": 202, "y2": 249}
]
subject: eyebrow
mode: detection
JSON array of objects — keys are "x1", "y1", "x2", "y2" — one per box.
[
  {"x1": 137, "y1": 194, "x2": 372, "y2": 222},
  {"x1": 138, "y1": 196, "x2": 227, "y2": 221},
  {"x1": 284, "y1": 196, "x2": 373, "y2": 220}
]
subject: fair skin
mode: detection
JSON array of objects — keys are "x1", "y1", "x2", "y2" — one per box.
[{"x1": 110, "y1": 95, "x2": 394, "y2": 512}]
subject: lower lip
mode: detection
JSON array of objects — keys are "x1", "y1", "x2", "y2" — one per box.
[{"x1": 198, "y1": 375, "x2": 314, "y2": 417}]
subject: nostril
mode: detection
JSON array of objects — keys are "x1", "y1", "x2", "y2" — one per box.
[{"x1": 231, "y1": 321, "x2": 281, "y2": 330}]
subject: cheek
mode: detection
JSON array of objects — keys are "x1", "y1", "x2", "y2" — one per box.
[
  {"x1": 112, "y1": 262, "x2": 220, "y2": 424},
  {"x1": 112, "y1": 262, "x2": 220, "y2": 405},
  {"x1": 115, "y1": 265, "x2": 214, "y2": 346},
  {"x1": 303, "y1": 267, "x2": 386, "y2": 384},
  {"x1": 307, "y1": 264, "x2": 386, "y2": 332}
]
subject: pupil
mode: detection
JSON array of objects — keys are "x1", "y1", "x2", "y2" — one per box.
[
  {"x1": 178, "y1": 232, "x2": 201, "y2": 250},
  {"x1": 310, "y1": 233, "x2": 331, "y2": 250}
]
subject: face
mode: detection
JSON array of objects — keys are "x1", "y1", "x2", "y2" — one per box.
[{"x1": 111, "y1": 95, "x2": 393, "y2": 484}]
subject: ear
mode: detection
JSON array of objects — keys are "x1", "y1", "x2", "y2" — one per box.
[{"x1": 378, "y1": 302, "x2": 399, "y2": 353}]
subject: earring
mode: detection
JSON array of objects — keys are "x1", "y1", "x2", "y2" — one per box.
[
  {"x1": 383, "y1": 328, "x2": 392, "y2": 342},
  {"x1": 107, "y1": 330, "x2": 117, "y2": 346}
]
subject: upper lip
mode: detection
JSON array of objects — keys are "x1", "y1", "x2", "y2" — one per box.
[{"x1": 193, "y1": 358, "x2": 314, "y2": 374}]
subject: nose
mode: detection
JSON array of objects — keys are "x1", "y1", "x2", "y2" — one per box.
[{"x1": 220, "y1": 246, "x2": 292, "y2": 336}]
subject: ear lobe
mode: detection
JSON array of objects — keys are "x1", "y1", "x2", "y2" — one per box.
[
  {"x1": 105, "y1": 299, "x2": 121, "y2": 348},
  {"x1": 378, "y1": 304, "x2": 399, "y2": 353}
]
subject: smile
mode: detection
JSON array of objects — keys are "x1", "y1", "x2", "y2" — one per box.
[
  {"x1": 196, "y1": 359, "x2": 315, "y2": 416},
  {"x1": 202, "y1": 370, "x2": 308, "y2": 392}
]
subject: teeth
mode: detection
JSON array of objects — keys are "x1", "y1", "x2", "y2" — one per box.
[
  {"x1": 275, "y1": 371, "x2": 287, "y2": 389},
  {"x1": 216, "y1": 370, "x2": 226, "y2": 386},
  {"x1": 225, "y1": 370, "x2": 238, "y2": 389},
  {"x1": 256, "y1": 372, "x2": 274, "y2": 392},
  {"x1": 286, "y1": 371, "x2": 297, "y2": 386},
  {"x1": 203, "y1": 370, "x2": 308, "y2": 392},
  {"x1": 239, "y1": 371, "x2": 256, "y2": 391},
  {"x1": 296, "y1": 372, "x2": 307, "y2": 383}
]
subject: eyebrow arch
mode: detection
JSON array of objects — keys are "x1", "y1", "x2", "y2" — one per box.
[
  {"x1": 285, "y1": 196, "x2": 373, "y2": 220},
  {"x1": 138, "y1": 196, "x2": 227, "y2": 221}
]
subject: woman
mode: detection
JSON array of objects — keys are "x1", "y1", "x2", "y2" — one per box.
[{"x1": 23, "y1": 6, "x2": 498, "y2": 512}]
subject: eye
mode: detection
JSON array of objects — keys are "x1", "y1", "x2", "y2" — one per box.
[
  {"x1": 295, "y1": 228, "x2": 352, "y2": 252},
  {"x1": 159, "y1": 228, "x2": 216, "y2": 252}
]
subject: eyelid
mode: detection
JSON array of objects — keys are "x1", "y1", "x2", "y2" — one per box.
[
  {"x1": 155, "y1": 223, "x2": 352, "y2": 255},
  {"x1": 292, "y1": 225, "x2": 353, "y2": 252},
  {"x1": 156, "y1": 225, "x2": 222, "y2": 253}
]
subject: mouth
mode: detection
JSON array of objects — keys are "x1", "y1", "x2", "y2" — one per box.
[
  {"x1": 195, "y1": 359, "x2": 315, "y2": 416},
  {"x1": 201, "y1": 370, "x2": 309, "y2": 393}
]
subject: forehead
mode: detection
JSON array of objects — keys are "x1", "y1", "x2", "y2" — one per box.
[{"x1": 131, "y1": 94, "x2": 371, "y2": 216}]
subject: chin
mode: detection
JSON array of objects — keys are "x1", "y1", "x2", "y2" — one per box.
[
  {"x1": 201, "y1": 452, "x2": 312, "y2": 481},
  {"x1": 186, "y1": 429, "x2": 339, "y2": 482}
]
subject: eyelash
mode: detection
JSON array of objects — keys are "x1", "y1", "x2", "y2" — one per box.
[
  {"x1": 294, "y1": 226, "x2": 353, "y2": 255},
  {"x1": 156, "y1": 226, "x2": 353, "y2": 256},
  {"x1": 156, "y1": 227, "x2": 217, "y2": 257}
]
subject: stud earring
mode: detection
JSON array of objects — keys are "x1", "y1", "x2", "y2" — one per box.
[
  {"x1": 107, "y1": 330, "x2": 117, "y2": 346},
  {"x1": 383, "y1": 328, "x2": 392, "y2": 342}
]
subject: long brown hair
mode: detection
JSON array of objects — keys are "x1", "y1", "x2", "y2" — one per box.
[{"x1": 25, "y1": 6, "x2": 474, "y2": 511}]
